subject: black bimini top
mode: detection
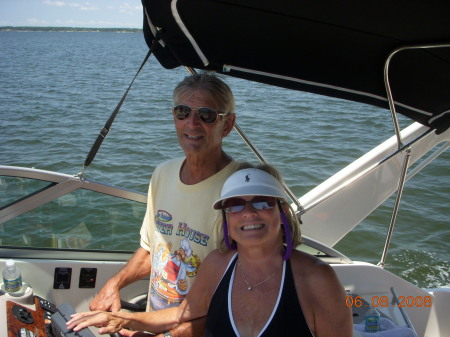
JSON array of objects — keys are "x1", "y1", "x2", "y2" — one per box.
[{"x1": 141, "y1": 0, "x2": 450, "y2": 133}]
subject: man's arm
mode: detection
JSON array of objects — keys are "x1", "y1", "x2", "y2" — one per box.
[{"x1": 90, "y1": 247, "x2": 151, "y2": 312}]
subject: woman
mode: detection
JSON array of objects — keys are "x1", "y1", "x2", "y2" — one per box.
[{"x1": 67, "y1": 164, "x2": 353, "y2": 337}]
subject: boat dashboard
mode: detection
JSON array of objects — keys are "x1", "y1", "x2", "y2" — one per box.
[
  {"x1": 1, "y1": 293, "x2": 96, "y2": 337},
  {"x1": 3, "y1": 294, "x2": 52, "y2": 337}
]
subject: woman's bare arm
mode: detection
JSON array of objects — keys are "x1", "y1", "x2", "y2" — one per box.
[{"x1": 292, "y1": 251, "x2": 353, "y2": 337}]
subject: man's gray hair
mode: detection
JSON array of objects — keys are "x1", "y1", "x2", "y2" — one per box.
[{"x1": 173, "y1": 72, "x2": 235, "y2": 114}]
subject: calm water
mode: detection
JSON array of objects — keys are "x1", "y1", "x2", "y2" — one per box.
[{"x1": 0, "y1": 31, "x2": 448, "y2": 288}]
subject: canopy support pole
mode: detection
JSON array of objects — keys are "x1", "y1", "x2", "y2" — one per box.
[
  {"x1": 378, "y1": 147, "x2": 411, "y2": 268},
  {"x1": 380, "y1": 44, "x2": 450, "y2": 266},
  {"x1": 384, "y1": 43, "x2": 450, "y2": 149},
  {"x1": 384, "y1": 51, "x2": 403, "y2": 150}
]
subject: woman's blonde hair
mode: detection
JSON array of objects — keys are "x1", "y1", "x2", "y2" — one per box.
[{"x1": 215, "y1": 162, "x2": 302, "y2": 254}]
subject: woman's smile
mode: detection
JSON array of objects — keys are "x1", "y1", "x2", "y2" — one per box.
[{"x1": 241, "y1": 223, "x2": 265, "y2": 231}]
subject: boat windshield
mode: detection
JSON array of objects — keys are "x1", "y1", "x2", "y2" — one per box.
[
  {"x1": 0, "y1": 173, "x2": 145, "y2": 252},
  {"x1": 0, "y1": 168, "x2": 349, "y2": 262}
]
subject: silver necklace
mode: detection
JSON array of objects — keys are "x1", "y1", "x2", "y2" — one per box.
[{"x1": 237, "y1": 260, "x2": 279, "y2": 291}]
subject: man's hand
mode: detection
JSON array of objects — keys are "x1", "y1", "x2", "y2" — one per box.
[
  {"x1": 90, "y1": 248, "x2": 151, "y2": 312},
  {"x1": 89, "y1": 280, "x2": 122, "y2": 312}
]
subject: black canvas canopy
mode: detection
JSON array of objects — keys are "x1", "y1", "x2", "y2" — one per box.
[{"x1": 142, "y1": 0, "x2": 450, "y2": 133}]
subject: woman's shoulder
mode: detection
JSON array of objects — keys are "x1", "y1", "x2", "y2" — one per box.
[
  {"x1": 289, "y1": 249, "x2": 337, "y2": 282},
  {"x1": 290, "y1": 248, "x2": 326, "y2": 266},
  {"x1": 204, "y1": 248, "x2": 232, "y2": 261},
  {"x1": 200, "y1": 249, "x2": 236, "y2": 274}
]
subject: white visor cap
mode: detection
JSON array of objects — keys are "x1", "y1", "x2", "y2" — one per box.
[{"x1": 213, "y1": 168, "x2": 289, "y2": 209}]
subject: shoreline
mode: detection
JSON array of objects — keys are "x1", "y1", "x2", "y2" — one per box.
[{"x1": 0, "y1": 26, "x2": 142, "y2": 33}]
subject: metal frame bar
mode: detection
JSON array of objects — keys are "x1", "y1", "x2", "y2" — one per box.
[
  {"x1": 297, "y1": 127, "x2": 434, "y2": 215},
  {"x1": 232, "y1": 123, "x2": 304, "y2": 212},
  {"x1": 384, "y1": 43, "x2": 450, "y2": 150},
  {"x1": 390, "y1": 287, "x2": 419, "y2": 337},
  {"x1": 0, "y1": 165, "x2": 147, "y2": 224},
  {"x1": 378, "y1": 148, "x2": 411, "y2": 268},
  {"x1": 380, "y1": 43, "x2": 449, "y2": 267}
]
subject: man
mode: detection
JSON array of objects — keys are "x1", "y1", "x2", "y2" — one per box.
[{"x1": 89, "y1": 73, "x2": 238, "y2": 336}]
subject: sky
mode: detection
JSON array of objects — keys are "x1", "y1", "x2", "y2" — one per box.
[{"x1": 0, "y1": 0, "x2": 143, "y2": 28}]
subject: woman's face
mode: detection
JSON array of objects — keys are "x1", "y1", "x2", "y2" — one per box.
[{"x1": 225, "y1": 195, "x2": 283, "y2": 248}]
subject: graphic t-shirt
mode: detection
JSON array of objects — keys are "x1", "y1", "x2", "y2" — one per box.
[{"x1": 140, "y1": 157, "x2": 238, "y2": 311}]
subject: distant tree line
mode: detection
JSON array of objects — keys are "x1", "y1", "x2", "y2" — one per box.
[{"x1": 0, "y1": 26, "x2": 143, "y2": 33}]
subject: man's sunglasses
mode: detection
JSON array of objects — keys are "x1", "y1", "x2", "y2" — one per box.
[
  {"x1": 222, "y1": 197, "x2": 277, "y2": 213},
  {"x1": 172, "y1": 104, "x2": 228, "y2": 124}
]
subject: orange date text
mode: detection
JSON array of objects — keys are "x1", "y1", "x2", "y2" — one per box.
[{"x1": 345, "y1": 295, "x2": 432, "y2": 308}]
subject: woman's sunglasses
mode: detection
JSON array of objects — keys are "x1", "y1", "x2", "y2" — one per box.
[
  {"x1": 222, "y1": 196, "x2": 277, "y2": 213},
  {"x1": 172, "y1": 104, "x2": 227, "y2": 124}
]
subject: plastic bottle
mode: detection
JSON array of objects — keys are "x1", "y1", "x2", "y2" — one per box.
[
  {"x1": 2, "y1": 259, "x2": 23, "y2": 293},
  {"x1": 365, "y1": 306, "x2": 381, "y2": 332}
]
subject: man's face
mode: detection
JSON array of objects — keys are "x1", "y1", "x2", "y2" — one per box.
[{"x1": 173, "y1": 89, "x2": 233, "y2": 157}]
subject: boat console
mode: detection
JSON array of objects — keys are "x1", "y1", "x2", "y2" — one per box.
[{"x1": 1, "y1": 293, "x2": 95, "y2": 337}]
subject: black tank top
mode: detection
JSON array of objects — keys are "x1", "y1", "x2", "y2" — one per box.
[{"x1": 205, "y1": 254, "x2": 314, "y2": 337}]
